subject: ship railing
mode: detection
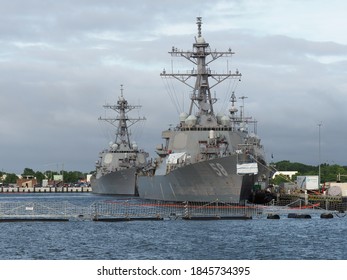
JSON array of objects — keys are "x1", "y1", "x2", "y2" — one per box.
[{"x1": 180, "y1": 126, "x2": 233, "y2": 132}]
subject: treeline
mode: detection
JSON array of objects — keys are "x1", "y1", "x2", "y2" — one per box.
[
  {"x1": 0, "y1": 168, "x2": 92, "y2": 184},
  {"x1": 272, "y1": 160, "x2": 347, "y2": 184},
  {"x1": 2, "y1": 161, "x2": 347, "y2": 185}
]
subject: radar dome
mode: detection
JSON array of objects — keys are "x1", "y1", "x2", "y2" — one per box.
[
  {"x1": 221, "y1": 115, "x2": 229, "y2": 126},
  {"x1": 179, "y1": 112, "x2": 188, "y2": 122},
  {"x1": 185, "y1": 115, "x2": 197, "y2": 126},
  {"x1": 111, "y1": 143, "x2": 118, "y2": 150},
  {"x1": 132, "y1": 141, "x2": 138, "y2": 150},
  {"x1": 216, "y1": 113, "x2": 224, "y2": 123},
  {"x1": 196, "y1": 36, "x2": 206, "y2": 44}
]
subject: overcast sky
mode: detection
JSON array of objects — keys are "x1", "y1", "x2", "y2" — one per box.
[{"x1": 1, "y1": 0, "x2": 347, "y2": 174}]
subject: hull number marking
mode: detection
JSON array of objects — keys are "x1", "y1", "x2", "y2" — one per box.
[{"x1": 209, "y1": 163, "x2": 228, "y2": 177}]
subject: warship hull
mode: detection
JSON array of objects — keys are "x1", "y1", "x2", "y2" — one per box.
[
  {"x1": 138, "y1": 156, "x2": 261, "y2": 203},
  {"x1": 135, "y1": 17, "x2": 269, "y2": 203},
  {"x1": 92, "y1": 167, "x2": 137, "y2": 195},
  {"x1": 92, "y1": 86, "x2": 148, "y2": 196}
]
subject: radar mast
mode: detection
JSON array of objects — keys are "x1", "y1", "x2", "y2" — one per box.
[{"x1": 160, "y1": 17, "x2": 242, "y2": 127}]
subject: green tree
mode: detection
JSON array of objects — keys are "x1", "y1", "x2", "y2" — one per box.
[
  {"x1": 22, "y1": 168, "x2": 35, "y2": 176},
  {"x1": 274, "y1": 160, "x2": 317, "y2": 174},
  {"x1": 4, "y1": 173, "x2": 18, "y2": 184},
  {"x1": 320, "y1": 164, "x2": 347, "y2": 183},
  {"x1": 35, "y1": 171, "x2": 46, "y2": 184},
  {"x1": 273, "y1": 160, "x2": 347, "y2": 184},
  {"x1": 63, "y1": 171, "x2": 86, "y2": 183}
]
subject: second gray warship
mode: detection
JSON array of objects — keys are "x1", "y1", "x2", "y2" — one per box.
[
  {"x1": 92, "y1": 85, "x2": 148, "y2": 195},
  {"x1": 137, "y1": 17, "x2": 269, "y2": 203}
]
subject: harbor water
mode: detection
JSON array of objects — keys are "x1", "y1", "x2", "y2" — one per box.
[{"x1": 0, "y1": 193, "x2": 346, "y2": 260}]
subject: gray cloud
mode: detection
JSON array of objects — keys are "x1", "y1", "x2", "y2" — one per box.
[{"x1": 1, "y1": 0, "x2": 347, "y2": 174}]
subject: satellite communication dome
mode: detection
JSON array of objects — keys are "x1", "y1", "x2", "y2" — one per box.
[
  {"x1": 179, "y1": 112, "x2": 188, "y2": 122},
  {"x1": 196, "y1": 36, "x2": 206, "y2": 44},
  {"x1": 185, "y1": 115, "x2": 197, "y2": 126},
  {"x1": 216, "y1": 113, "x2": 224, "y2": 123},
  {"x1": 111, "y1": 143, "x2": 118, "y2": 150},
  {"x1": 221, "y1": 115, "x2": 229, "y2": 126}
]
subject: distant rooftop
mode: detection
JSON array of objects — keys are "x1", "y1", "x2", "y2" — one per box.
[{"x1": 272, "y1": 171, "x2": 298, "y2": 179}]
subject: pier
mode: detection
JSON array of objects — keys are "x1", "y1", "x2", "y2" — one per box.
[
  {"x1": 276, "y1": 193, "x2": 346, "y2": 212},
  {"x1": 0, "y1": 186, "x2": 92, "y2": 193},
  {"x1": 0, "y1": 199, "x2": 342, "y2": 222}
]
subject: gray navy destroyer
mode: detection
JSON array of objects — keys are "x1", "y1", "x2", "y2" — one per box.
[
  {"x1": 137, "y1": 17, "x2": 268, "y2": 203},
  {"x1": 92, "y1": 85, "x2": 148, "y2": 195}
]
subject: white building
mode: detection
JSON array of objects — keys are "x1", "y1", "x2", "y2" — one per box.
[{"x1": 272, "y1": 171, "x2": 298, "y2": 179}]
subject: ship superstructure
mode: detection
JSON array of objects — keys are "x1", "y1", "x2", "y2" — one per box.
[
  {"x1": 137, "y1": 17, "x2": 268, "y2": 203},
  {"x1": 92, "y1": 85, "x2": 148, "y2": 195}
]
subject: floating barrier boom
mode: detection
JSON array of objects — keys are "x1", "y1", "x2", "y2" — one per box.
[{"x1": 0, "y1": 199, "x2": 340, "y2": 222}]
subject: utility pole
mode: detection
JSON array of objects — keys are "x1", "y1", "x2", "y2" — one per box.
[{"x1": 318, "y1": 122, "x2": 322, "y2": 187}]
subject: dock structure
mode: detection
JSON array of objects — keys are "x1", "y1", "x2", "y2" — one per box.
[
  {"x1": 0, "y1": 201, "x2": 91, "y2": 222},
  {"x1": 276, "y1": 193, "x2": 346, "y2": 211},
  {"x1": 0, "y1": 199, "x2": 342, "y2": 222},
  {"x1": 0, "y1": 186, "x2": 92, "y2": 193}
]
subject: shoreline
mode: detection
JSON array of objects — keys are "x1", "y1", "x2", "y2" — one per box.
[{"x1": 0, "y1": 186, "x2": 92, "y2": 193}]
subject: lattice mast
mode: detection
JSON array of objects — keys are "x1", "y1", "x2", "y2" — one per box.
[
  {"x1": 99, "y1": 85, "x2": 146, "y2": 148},
  {"x1": 160, "y1": 17, "x2": 242, "y2": 125}
]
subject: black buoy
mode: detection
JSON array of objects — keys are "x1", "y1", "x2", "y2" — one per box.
[
  {"x1": 288, "y1": 213, "x2": 311, "y2": 219},
  {"x1": 267, "y1": 214, "x2": 280, "y2": 219},
  {"x1": 320, "y1": 213, "x2": 334, "y2": 219}
]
